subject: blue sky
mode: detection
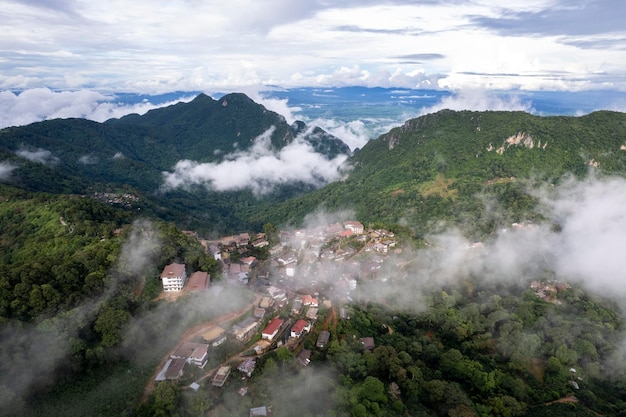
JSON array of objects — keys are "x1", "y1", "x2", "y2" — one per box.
[{"x1": 1, "y1": 0, "x2": 626, "y2": 130}]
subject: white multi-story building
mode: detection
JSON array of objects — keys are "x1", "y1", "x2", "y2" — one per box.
[
  {"x1": 344, "y1": 221, "x2": 364, "y2": 235},
  {"x1": 161, "y1": 262, "x2": 187, "y2": 292}
]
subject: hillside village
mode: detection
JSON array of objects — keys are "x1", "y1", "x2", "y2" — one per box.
[
  {"x1": 152, "y1": 220, "x2": 400, "y2": 412},
  {"x1": 151, "y1": 218, "x2": 574, "y2": 416}
]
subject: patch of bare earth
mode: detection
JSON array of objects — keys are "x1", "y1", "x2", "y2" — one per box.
[{"x1": 547, "y1": 394, "x2": 579, "y2": 405}]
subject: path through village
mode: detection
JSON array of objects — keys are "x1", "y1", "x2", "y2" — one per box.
[{"x1": 141, "y1": 293, "x2": 262, "y2": 403}]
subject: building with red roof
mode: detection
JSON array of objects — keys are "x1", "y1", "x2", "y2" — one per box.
[
  {"x1": 301, "y1": 294, "x2": 319, "y2": 307},
  {"x1": 290, "y1": 319, "x2": 311, "y2": 338},
  {"x1": 186, "y1": 271, "x2": 209, "y2": 293},
  {"x1": 261, "y1": 317, "x2": 284, "y2": 340}
]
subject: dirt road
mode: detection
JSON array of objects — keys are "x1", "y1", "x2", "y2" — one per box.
[{"x1": 141, "y1": 293, "x2": 261, "y2": 402}]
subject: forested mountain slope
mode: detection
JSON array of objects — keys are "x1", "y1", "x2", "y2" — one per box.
[
  {"x1": 261, "y1": 110, "x2": 626, "y2": 237},
  {"x1": 0, "y1": 93, "x2": 350, "y2": 235}
]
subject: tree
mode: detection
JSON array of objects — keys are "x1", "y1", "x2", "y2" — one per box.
[
  {"x1": 360, "y1": 376, "x2": 387, "y2": 404},
  {"x1": 94, "y1": 304, "x2": 130, "y2": 347},
  {"x1": 139, "y1": 381, "x2": 181, "y2": 417},
  {"x1": 276, "y1": 346, "x2": 294, "y2": 367}
]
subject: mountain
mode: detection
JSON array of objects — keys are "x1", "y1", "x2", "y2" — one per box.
[
  {"x1": 3, "y1": 104, "x2": 626, "y2": 416},
  {"x1": 0, "y1": 93, "x2": 350, "y2": 233},
  {"x1": 259, "y1": 110, "x2": 626, "y2": 238},
  {"x1": 106, "y1": 93, "x2": 350, "y2": 161}
]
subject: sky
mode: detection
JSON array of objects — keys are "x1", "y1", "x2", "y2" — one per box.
[{"x1": 2, "y1": 0, "x2": 625, "y2": 94}]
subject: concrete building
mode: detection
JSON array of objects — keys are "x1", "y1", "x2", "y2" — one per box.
[{"x1": 161, "y1": 263, "x2": 187, "y2": 292}]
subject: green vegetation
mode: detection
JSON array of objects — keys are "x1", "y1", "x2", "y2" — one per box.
[
  {"x1": 259, "y1": 110, "x2": 626, "y2": 238},
  {"x1": 318, "y1": 281, "x2": 625, "y2": 416},
  {"x1": 0, "y1": 93, "x2": 350, "y2": 236},
  {"x1": 2, "y1": 104, "x2": 626, "y2": 416},
  {"x1": 0, "y1": 185, "x2": 244, "y2": 416}
]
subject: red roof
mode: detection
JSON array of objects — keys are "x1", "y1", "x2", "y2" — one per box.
[
  {"x1": 186, "y1": 271, "x2": 209, "y2": 291},
  {"x1": 262, "y1": 317, "x2": 283, "y2": 336},
  {"x1": 301, "y1": 295, "x2": 318, "y2": 306},
  {"x1": 291, "y1": 319, "x2": 308, "y2": 334}
]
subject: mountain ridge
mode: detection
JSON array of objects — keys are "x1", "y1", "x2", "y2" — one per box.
[
  {"x1": 257, "y1": 109, "x2": 626, "y2": 237},
  {"x1": 2, "y1": 96, "x2": 626, "y2": 236},
  {"x1": 0, "y1": 93, "x2": 352, "y2": 233}
]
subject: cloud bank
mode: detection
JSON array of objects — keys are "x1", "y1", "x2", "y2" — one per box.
[
  {"x1": 162, "y1": 126, "x2": 349, "y2": 194},
  {"x1": 0, "y1": 88, "x2": 194, "y2": 129},
  {"x1": 417, "y1": 89, "x2": 534, "y2": 116},
  {"x1": 280, "y1": 176, "x2": 626, "y2": 317}
]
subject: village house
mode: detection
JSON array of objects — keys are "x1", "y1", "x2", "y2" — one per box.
[
  {"x1": 261, "y1": 317, "x2": 284, "y2": 341},
  {"x1": 290, "y1": 319, "x2": 311, "y2": 338},
  {"x1": 186, "y1": 271, "x2": 210, "y2": 293},
  {"x1": 229, "y1": 263, "x2": 242, "y2": 276},
  {"x1": 237, "y1": 232, "x2": 250, "y2": 247},
  {"x1": 291, "y1": 298, "x2": 303, "y2": 315},
  {"x1": 232, "y1": 317, "x2": 259, "y2": 341},
  {"x1": 372, "y1": 242, "x2": 389, "y2": 253},
  {"x1": 267, "y1": 286, "x2": 287, "y2": 302},
  {"x1": 250, "y1": 339, "x2": 271, "y2": 355},
  {"x1": 252, "y1": 236, "x2": 269, "y2": 248},
  {"x1": 277, "y1": 253, "x2": 297, "y2": 266},
  {"x1": 202, "y1": 326, "x2": 227, "y2": 347},
  {"x1": 209, "y1": 244, "x2": 222, "y2": 260},
  {"x1": 155, "y1": 359, "x2": 180, "y2": 382},
  {"x1": 344, "y1": 220, "x2": 364, "y2": 235},
  {"x1": 326, "y1": 222, "x2": 344, "y2": 236},
  {"x1": 241, "y1": 256, "x2": 257, "y2": 266},
  {"x1": 359, "y1": 337, "x2": 375, "y2": 351},
  {"x1": 237, "y1": 358, "x2": 257, "y2": 378},
  {"x1": 165, "y1": 357, "x2": 186, "y2": 380},
  {"x1": 212, "y1": 365, "x2": 231, "y2": 387},
  {"x1": 305, "y1": 307, "x2": 319, "y2": 321},
  {"x1": 316, "y1": 330, "x2": 330, "y2": 349},
  {"x1": 300, "y1": 294, "x2": 319, "y2": 307},
  {"x1": 160, "y1": 263, "x2": 187, "y2": 292},
  {"x1": 253, "y1": 307, "x2": 266, "y2": 319},
  {"x1": 259, "y1": 296, "x2": 274, "y2": 309},
  {"x1": 297, "y1": 349, "x2": 312, "y2": 367},
  {"x1": 171, "y1": 342, "x2": 210, "y2": 368},
  {"x1": 285, "y1": 263, "x2": 296, "y2": 277}
]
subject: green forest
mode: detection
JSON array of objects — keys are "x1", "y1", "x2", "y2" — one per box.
[
  {"x1": 134, "y1": 277, "x2": 626, "y2": 417},
  {"x1": 1, "y1": 103, "x2": 626, "y2": 416}
]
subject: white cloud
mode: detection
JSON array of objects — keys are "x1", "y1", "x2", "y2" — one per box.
[
  {"x1": 0, "y1": 162, "x2": 17, "y2": 181},
  {"x1": 162, "y1": 126, "x2": 349, "y2": 195},
  {"x1": 249, "y1": 90, "x2": 302, "y2": 125},
  {"x1": 544, "y1": 176, "x2": 626, "y2": 298},
  {"x1": 78, "y1": 155, "x2": 97, "y2": 165},
  {"x1": 0, "y1": 88, "x2": 195, "y2": 129},
  {"x1": 2, "y1": 1, "x2": 625, "y2": 92},
  {"x1": 307, "y1": 118, "x2": 372, "y2": 151},
  {"x1": 15, "y1": 147, "x2": 59, "y2": 165},
  {"x1": 471, "y1": 176, "x2": 626, "y2": 299},
  {"x1": 341, "y1": 175, "x2": 626, "y2": 313},
  {"x1": 418, "y1": 89, "x2": 534, "y2": 115}
]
